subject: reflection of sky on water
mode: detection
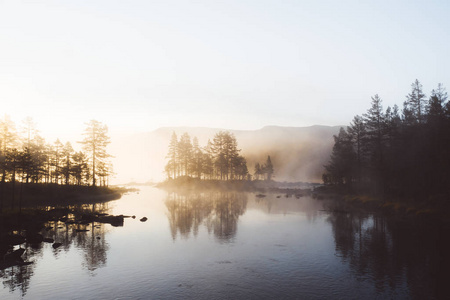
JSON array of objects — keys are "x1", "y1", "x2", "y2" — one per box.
[{"x1": 1, "y1": 186, "x2": 448, "y2": 299}]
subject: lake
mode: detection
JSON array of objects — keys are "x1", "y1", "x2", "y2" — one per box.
[{"x1": 1, "y1": 186, "x2": 448, "y2": 299}]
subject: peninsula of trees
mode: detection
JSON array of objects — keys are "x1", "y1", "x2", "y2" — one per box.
[
  {"x1": 164, "y1": 131, "x2": 274, "y2": 183},
  {"x1": 0, "y1": 117, "x2": 114, "y2": 211},
  {"x1": 323, "y1": 80, "x2": 450, "y2": 201}
]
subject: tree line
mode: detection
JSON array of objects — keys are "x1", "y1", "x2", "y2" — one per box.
[
  {"x1": 323, "y1": 80, "x2": 450, "y2": 200},
  {"x1": 165, "y1": 131, "x2": 274, "y2": 181},
  {"x1": 253, "y1": 156, "x2": 274, "y2": 180},
  {"x1": 0, "y1": 117, "x2": 112, "y2": 187}
]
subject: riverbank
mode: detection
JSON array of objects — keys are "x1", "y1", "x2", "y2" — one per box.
[
  {"x1": 0, "y1": 183, "x2": 128, "y2": 211},
  {"x1": 0, "y1": 184, "x2": 135, "y2": 270},
  {"x1": 313, "y1": 185, "x2": 450, "y2": 221}
]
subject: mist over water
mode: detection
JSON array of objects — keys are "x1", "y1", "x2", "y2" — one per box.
[
  {"x1": 2, "y1": 187, "x2": 448, "y2": 299},
  {"x1": 110, "y1": 125, "x2": 341, "y2": 184},
  {"x1": 1, "y1": 1, "x2": 449, "y2": 299}
]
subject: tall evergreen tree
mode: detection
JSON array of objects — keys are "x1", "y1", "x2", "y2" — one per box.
[
  {"x1": 78, "y1": 120, "x2": 111, "y2": 186},
  {"x1": 405, "y1": 79, "x2": 427, "y2": 124},
  {"x1": 0, "y1": 115, "x2": 18, "y2": 183},
  {"x1": 263, "y1": 156, "x2": 274, "y2": 180},
  {"x1": 427, "y1": 83, "x2": 447, "y2": 122},
  {"x1": 61, "y1": 142, "x2": 74, "y2": 185},
  {"x1": 72, "y1": 151, "x2": 89, "y2": 185},
  {"x1": 21, "y1": 116, "x2": 38, "y2": 148},
  {"x1": 324, "y1": 127, "x2": 355, "y2": 186},
  {"x1": 203, "y1": 140, "x2": 214, "y2": 179},
  {"x1": 211, "y1": 131, "x2": 240, "y2": 180},
  {"x1": 165, "y1": 132, "x2": 178, "y2": 179},
  {"x1": 363, "y1": 95, "x2": 386, "y2": 169},
  {"x1": 52, "y1": 139, "x2": 64, "y2": 184},
  {"x1": 254, "y1": 163, "x2": 262, "y2": 180},
  {"x1": 347, "y1": 115, "x2": 367, "y2": 184},
  {"x1": 178, "y1": 133, "x2": 193, "y2": 176},
  {"x1": 191, "y1": 137, "x2": 203, "y2": 179}
]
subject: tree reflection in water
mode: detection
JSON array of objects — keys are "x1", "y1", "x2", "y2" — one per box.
[
  {"x1": 327, "y1": 207, "x2": 450, "y2": 299},
  {"x1": 0, "y1": 202, "x2": 111, "y2": 295},
  {"x1": 1, "y1": 263, "x2": 34, "y2": 297},
  {"x1": 165, "y1": 191, "x2": 247, "y2": 241}
]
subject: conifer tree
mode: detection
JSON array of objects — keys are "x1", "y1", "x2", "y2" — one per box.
[
  {"x1": 178, "y1": 133, "x2": 193, "y2": 176},
  {"x1": 263, "y1": 156, "x2": 274, "y2": 180},
  {"x1": 405, "y1": 79, "x2": 427, "y2": 124},
  {"x1": 79, "y1": 120, "x2": 111, "y2": 186},
  {"x1": 165, "y1": 132, "x2": 178, "y2": 179},
  {"x1": 347, "y1": 115, "x2": 366, "y2": 183}
]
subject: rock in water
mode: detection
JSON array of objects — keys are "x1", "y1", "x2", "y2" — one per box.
[
  {"x1": 97, "y1": 215, "x2": 124, "y2": 227},
  {"x1": 52, "y1": 243, "x2": 62, "y2": 249},
  {"x1": 4, "y1": 248, "x2": 25, "y2": 262}
]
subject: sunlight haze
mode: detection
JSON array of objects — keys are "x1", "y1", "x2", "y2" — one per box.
[{"x1": 1, "y1": 0, "x2": 449, "y2": 182}]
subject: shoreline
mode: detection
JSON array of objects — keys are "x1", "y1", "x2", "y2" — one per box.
[
  {"x1": 313, "y1": 186, "x2": 450, "y2": 221},
  {"x1": 0, "y1": 183, "x2": 129, "y2": 212}
]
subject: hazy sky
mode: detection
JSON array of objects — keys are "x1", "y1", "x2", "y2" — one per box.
[{"x1": 1, "y1": 0, "x2": 449, "y2": 142}]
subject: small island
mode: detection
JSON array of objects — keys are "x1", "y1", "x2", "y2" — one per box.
[{"x1": 159, "y1": 130, "x2": 279, "y2": 191}]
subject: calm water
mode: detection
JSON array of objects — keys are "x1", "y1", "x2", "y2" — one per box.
[{"x1": 1, "y1": 186, "x2": 449, "y2": 299}]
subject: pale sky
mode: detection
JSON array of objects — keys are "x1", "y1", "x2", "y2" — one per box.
[{"x1": 1, "y1": 0, "x2": 449, "y2": 142}]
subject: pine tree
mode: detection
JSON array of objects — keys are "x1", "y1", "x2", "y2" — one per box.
[
  {"x1": 178, "y1": 133, "x2": 193, "y2": 176},
  {"x1": 52, "y1": 139, "x2": 64, "y2": 184},
  {"x1": 405, "y1": 79, "x2": 427, "y2": 124},
  {"x1": 61, "y1": 142, "x2": 74, "y2": 185},
  {"x1": 324, "y1": 128, "x2": 355, "y2": 186},
  {"x1": 347, "y1": 115, "x2": 366, "y2": 184},
  {"x1": 72, "y1": 151, "x2": 89, "y2": 185},
  {"x1": 263, "y1": 156, "x2": 274, "y2": 180},
  {"x1": 192, "y1": 137, "x2": 203, "y2": 179},
  {"x1": 363, "y1": 95, "x2": 386, "y2": 169},
  {"x1": 0, "y1": 115, "x2": 18, "y2": 183},
  {"x1": 165, "y1": 132, "x2": 178, "y2": 179},
  {"x1": 78, "y1": 120, "x2": 111, "y2": 186},
  {"x1": 427, "y1": 83, "x2": 447, "y2": 122},
  {"x1": 254, "y1": 163, "x2": 262, "y2": 180}
]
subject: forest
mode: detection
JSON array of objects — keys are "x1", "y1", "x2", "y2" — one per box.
[
  {"x1": 0, "y1": 117, "x2": 113, "y2": 189},
  {"x1": 323, "y1": 80, "x2": 450, "y2": 201},
  {"x1": 165, "y1": 131, "x2": 274, "y2": 181}
]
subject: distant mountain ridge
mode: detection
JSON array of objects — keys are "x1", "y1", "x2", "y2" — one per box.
[{"x1": 109, "y1": 125, "x2": 342, "y2": 184}]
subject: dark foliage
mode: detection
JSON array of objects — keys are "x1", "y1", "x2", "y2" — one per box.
[{"x1": 323, "y1": 80, "x2": 450, "y2": 201}]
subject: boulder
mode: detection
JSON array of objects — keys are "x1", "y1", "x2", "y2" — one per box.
[{"x1": 52, "y1": 242, "x2": 62, "y2": 249}]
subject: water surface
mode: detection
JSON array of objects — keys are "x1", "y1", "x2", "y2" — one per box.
[{"x1": 1, "y1": 187, "x2": 448, "y2": 299}]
